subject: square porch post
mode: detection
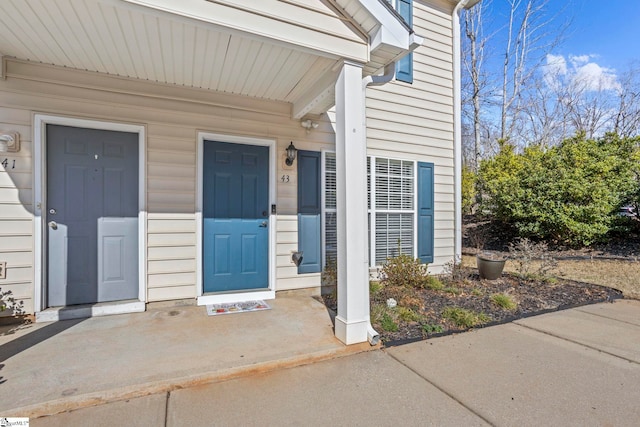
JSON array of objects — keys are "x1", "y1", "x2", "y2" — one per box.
[{"x1": 334, "y1": 61, "x2": 370, "y2": 345}]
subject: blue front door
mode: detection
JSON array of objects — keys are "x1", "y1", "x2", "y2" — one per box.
[{"x1": 203, "y1": 141, "x2": 269, "y2": 293}]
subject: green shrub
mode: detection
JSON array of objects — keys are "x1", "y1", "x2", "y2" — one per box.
[
  {"x1": 371, "y1": 303, "x2": 398, "y2": 332},
  {"x1": 424, "y1": 275, "x2": 444, "y2": 291},
  {"x1": 380, "y1": 313, "x2": 398, "y2": 332},
  {"x1": 462, "y1": 165, "x2": 477, "y2": 215},
  {"x1": 421, "y1": 323, "x2": 445, "y2": 334},
  {"x1": 442, "y1": 307, "x2": 489, "y2": 328},
  {"x1": 397, "y1": 307, "x2": 422, "y2": 322},
  {"x1": 369, "y1": 281, "x2": 383, "y2": 298},
  {"x1": 478, "y1": 134, "x2": 640, "y2": 246},
  {"x1": 490, "y1": 293, "x2": 517, "y2": 310}
]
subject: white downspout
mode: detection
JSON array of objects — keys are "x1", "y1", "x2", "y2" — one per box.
[
  {"x1": 452, "y1": 0, "x2": 470, "y2": 262},
  {"x1": 361, "y1": 62, "x2": 396, "y2": 345}
]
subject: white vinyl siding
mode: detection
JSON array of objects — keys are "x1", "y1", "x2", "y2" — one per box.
[
  {"x1": 360, "y1": 0, "x2": 456, "y2": 272},
  {"x1": 0, "y1": 59, "x2": 341, "y2": 312}
]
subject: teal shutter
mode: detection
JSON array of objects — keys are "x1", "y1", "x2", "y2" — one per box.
[
  {"x1": 297, "y1": 150, "x2": 322, "y2": 274},
  {"x1": 396, "y1": 0, "x2": 413, "y2": 84},
  {"x1": 417, "y1": 162, "x2": 434, "y2": 264}
]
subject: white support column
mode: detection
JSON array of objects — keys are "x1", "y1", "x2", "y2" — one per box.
[{"x1": 334, "y1": 61, "x2": 369, "y2": 345}]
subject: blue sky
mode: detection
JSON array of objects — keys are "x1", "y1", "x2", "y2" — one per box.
[
  {"x1": 563, "y1": 0, "x2": 640, "y2": 71},
  {"x1": 481, "y1": 0, "x2": 639, "y2": 87}
]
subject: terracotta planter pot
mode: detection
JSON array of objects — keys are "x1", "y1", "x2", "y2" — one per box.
[{"x1": 476, "y1": 253, "x2": 506, "y2": 280}]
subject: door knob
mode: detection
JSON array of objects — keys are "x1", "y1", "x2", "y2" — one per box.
[
  {"x1": 48, "y1": 221, "x2": 58, "y2": 230},
  {"x1": 259, "y1": 221, "x2": 268, "y2": 228}
]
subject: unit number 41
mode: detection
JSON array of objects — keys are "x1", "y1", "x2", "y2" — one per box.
[{"x1": 1, "y1": 158, "x2": 16, "y2": 169}]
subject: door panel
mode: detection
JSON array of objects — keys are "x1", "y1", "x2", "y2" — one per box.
[
  {"x1": 47, "y1": 125, "x2": 139, "y2": 307},
  {"x1": 203, "y1": 141, "x2": 269, "y2": 292}
]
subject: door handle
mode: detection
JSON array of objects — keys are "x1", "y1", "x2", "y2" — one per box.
[
  {"x1": 259, "y1": 221, "x2": 268, "y2": 228},
  {"x1": 48, "y1": 221, "x2": 58, "y2": 230}
]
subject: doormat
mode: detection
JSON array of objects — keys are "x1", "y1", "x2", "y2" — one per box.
[{"x1": 206, "y1": 300, "x2": 271, "y2": 316}]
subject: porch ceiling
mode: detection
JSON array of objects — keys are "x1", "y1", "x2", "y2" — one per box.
[{"x1": 0, "y1": 0, "x2": 415, "y2": 118}]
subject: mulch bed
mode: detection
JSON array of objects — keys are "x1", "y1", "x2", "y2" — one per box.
[{"x1": 320, "y1": 273, "x2": 623, "y2": 347}]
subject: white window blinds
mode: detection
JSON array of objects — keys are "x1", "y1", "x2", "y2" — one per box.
[{"x1": 324, "y1": 153, "x2": 416, "y2": 268}]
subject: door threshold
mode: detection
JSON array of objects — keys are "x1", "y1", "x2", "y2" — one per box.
[
  {"x1": 36, "y1": 300, "x2": 145, "y2": 322},
  {"x1": 197, "y1": 289, "x2": 275, "y2": 306}
]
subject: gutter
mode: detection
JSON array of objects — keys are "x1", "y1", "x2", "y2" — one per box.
[
  {"x1": 361, "y1": 62, "x2": 397, "y2": 345},
  {"x1": 452, "y1": 0, "x2": 471, "y2": 262}
]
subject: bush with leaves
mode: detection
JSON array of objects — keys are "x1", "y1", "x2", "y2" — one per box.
[
  {"x1": 380, "y1": 254, "x2": 429, "y2": 289},
  {"x1": 1, "y1": 287, "x2": 25, "y2": 316},
  {"x1": 462, "y1": 165, "x2": 477, "y2": 215},
  {"x1": 479, "y1": 134, "x2": 639, "y2": 246}
]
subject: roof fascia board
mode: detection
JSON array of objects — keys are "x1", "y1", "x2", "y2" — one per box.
[
  {"x1": 458, "y1": 0, "x2": 481, "y2": 8},
  {"x1": 122, "y1": 0, "x2": 368, "y2": 62},
  {"x1": 358, "y1": 0, "x2": 413, "y2": 51}
]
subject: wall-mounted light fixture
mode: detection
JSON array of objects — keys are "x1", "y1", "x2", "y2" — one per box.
[
  {"x1": 0, "y1": 131, "x2": 19, "y2": 153},
  {"x1": 285, "y1": 141, "x2": 297, "y2": 166},
  {"x1": 300, "y1": 119, "x2": 319, "y2": 133}
]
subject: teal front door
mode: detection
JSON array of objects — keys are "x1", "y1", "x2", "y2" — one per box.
[{"x1": 203, "y1": 141, "x2": 270, "y2": 293}]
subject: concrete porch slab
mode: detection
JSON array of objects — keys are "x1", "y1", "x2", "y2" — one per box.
[{"x1": 0, "y1": 294, "x2": 372, "y2": 418}]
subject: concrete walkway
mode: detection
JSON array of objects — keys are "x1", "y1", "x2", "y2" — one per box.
[{"x1": 5, "y1": 299, "x2": 640, "y2": 426}]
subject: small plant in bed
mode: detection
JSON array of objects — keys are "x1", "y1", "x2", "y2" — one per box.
[
  {"x1": 320, "y1": 251, "x2": 623, "y2": 346},
  {"x1": 491, "y1": 293, "x2": 518, "y2": 310},
  {"x1": 368, "y1": 253, "x2": 621, "y2": 345},
  {"x1": 441, "y1": 307, "x2": 489, "y2": 329}
]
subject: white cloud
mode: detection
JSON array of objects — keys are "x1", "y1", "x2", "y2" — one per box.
[
  {"x1": 573, "y1": 62, "x2": 620, "y2": 91},
  {"x1": 542, "y1": 54, "x2": 568, "y2": 88},
  {"x1": 569, "y1": 54, "x2": 593, "y2": 67},
  {"x1": 545, "y1": 54, "x2": 568, "y2": 75},
  {"x1": 543, "y1": 53, "x2": 620, "y2": 92}
]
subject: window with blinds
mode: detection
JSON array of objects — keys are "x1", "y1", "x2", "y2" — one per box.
[
  {"x1": 323, "y1": 153, "x2": 416, "y2": 268},
  {"x1": 372, "y1": 158, "x2": 414, "y2": 265},
  {"x1": 324, "y1": 152, "x2": 337, "y2": 266}
]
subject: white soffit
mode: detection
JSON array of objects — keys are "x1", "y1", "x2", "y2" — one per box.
[
  {"x1": 0, "y1": 0, "x2": 352, "y2": 108},
  {"x1": 0, "y1": 0, "x2": 417, "y2": 116}
]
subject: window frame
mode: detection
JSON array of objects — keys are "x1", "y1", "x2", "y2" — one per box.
[
  {"x1": 322, "y1": 152, "x2": 418, "y2": 268},
  {"x1": 368, "y1": 155, "x2": 418, "y2": 266}
]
